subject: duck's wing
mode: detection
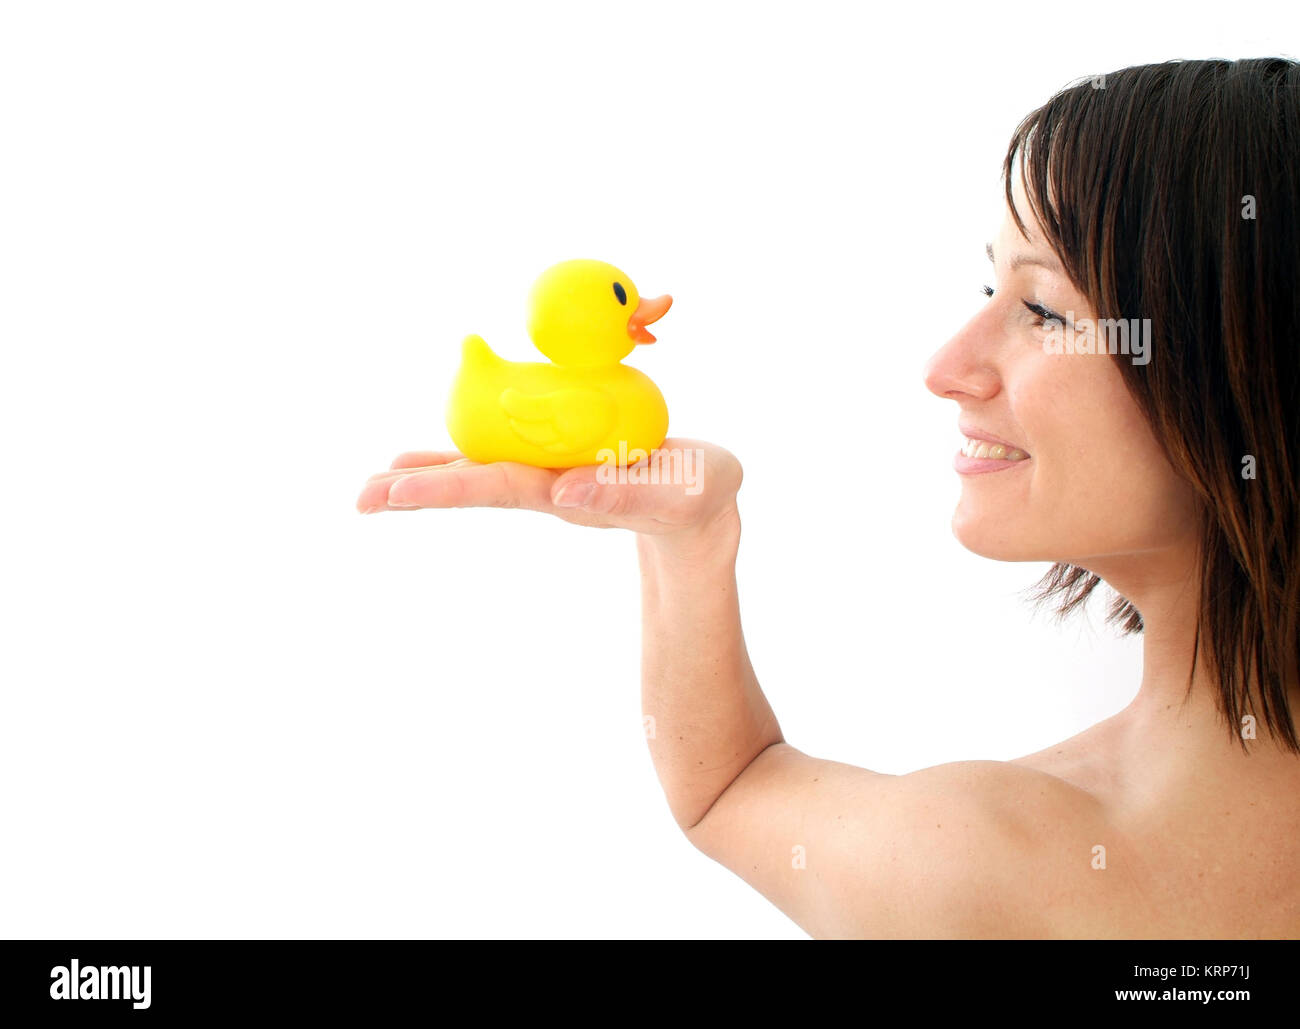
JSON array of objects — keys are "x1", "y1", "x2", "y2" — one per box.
[{"x1": 499, "y1": 385, "x2": 616, "y2": 456}]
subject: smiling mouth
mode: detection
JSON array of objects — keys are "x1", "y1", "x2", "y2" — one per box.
[{"x1": 960, "y1": 436, "x2": 1030, "y2": 462}]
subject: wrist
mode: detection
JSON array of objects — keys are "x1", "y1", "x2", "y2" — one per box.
[{"x1": 637, "y1": 502, "x2": 741, "y2": 568}]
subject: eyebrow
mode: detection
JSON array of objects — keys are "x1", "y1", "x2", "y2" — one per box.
[{"x1": 986, "y1": 242, "x2": 1064, "y2": 275}]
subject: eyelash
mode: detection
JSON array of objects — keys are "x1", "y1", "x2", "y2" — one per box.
[{"x1": 981, "y1": 285, "x2": 1065, "y2": 328}]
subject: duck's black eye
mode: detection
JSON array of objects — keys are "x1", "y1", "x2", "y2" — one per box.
[{"x1": 613, "y1": 282, "x2": 627, "y2": 305}]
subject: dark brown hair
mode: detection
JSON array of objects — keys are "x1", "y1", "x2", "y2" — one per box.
[{"x1": 1003, "y1": 58, "x2": 1300, "y2": 753}]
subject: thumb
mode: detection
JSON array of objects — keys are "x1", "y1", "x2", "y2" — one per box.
[
  {"x1": 550, "y1": 469, "x2": 601, "y2": 510},
  {"x1": 550, "y1": 464, "x2": 677, "y2": 519}
]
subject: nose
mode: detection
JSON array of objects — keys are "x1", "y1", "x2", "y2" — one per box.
[{"x1": 923, "y1": 310, "x2": 1002, "y2": 402}]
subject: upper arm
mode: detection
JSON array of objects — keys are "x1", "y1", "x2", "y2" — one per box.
[{"x1": 683, "y1": 743, "x2": 1119, "y2": 938}]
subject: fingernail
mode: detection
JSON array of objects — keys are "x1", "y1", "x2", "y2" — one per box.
[
  {"x1": 386, "y1": 476, "x2": 420, "y2": 509},
  {"x1": 554, "y1": 481, "x2": 596, "y2": 508}
]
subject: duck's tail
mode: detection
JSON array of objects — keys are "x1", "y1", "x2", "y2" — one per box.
[{"x1": 460, "y1": 333, "x2": 500, "y2": 369}]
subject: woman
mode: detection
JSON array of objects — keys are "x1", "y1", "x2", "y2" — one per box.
[{"x1": 357, "y1": 58, "x2": 1300, "y2": 938}]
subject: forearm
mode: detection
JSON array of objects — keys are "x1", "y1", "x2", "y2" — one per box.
[{"x1": 637, "y1": 505, "x2": 783, "y2": 830}]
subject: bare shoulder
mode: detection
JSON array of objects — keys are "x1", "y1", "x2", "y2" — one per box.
[
  {"x1": 686, "y1": 745, "x2": 1144, "y2": 938},
  {"x1": 829, "y1": 758, "x2": 1136, "y2": 938}
]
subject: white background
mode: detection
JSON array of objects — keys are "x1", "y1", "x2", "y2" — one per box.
[{"x1": 1, "y1": 1, "x2": 1294, "y2": 939}]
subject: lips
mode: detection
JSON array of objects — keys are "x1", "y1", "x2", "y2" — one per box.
[
  {"x1": 627, "y1": 293, "x2": 672, "y2": 344},
  {"x1": 960, "y1": 437, "x2": 1029, "y2": 461},
  {"x1": 953, "y1": 419, "x2": 1031, "y2": 475},
  {"x1": 958, "y1": 421, "x2": 1030, "y2": 456}
]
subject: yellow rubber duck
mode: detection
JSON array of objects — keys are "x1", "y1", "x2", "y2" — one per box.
[{"x1": 445, "y1": 259, "x2": 672, "y2": 468}]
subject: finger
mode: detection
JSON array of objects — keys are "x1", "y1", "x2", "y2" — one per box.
[
  {"x1": 355, "y1": 460, "x2": 468, "y2": 512},
  {"x1": 549, "y1": 448, "x2": 706, "y2": 522},
  {"x1": 367, "y1": 458, "x2": 474, "y2": 483},
  {"x1": 390, "y1": 450, "x2": 465, "y2": 470},
  {"x1": 357, "y1": 475, "x2": 408, "y2": 513},
  {"x1": 385, "y1": 460, "x2": 558, "y2": 511}
]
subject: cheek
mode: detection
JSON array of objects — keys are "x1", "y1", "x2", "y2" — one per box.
[
  {"x1": 948, "y1": 354, "x2": 1199, "y2": 563},
  {"x1": 1028, "y1": 358, "x2": 1196, "y2": 556}
]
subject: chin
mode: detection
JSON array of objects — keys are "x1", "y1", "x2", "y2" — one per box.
[{"x1": 950, "y1": 505, "x2": 1042, "y2": 562}]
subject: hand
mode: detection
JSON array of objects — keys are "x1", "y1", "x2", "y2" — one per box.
[{"x1": 355, "y1": 437, "x2": 743, "y2": 542}]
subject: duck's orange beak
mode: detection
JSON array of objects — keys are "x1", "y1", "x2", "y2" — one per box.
[{"x1": 627, "y1": 293, "x2": 672, "y2": 344}]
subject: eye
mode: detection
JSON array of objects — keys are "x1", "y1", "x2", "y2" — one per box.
[
  {"x1": 1022, "y1": 300, "x2": 1065, "y2": 329},
  {"x1": 984, "y1": 285, "x2": 1066, "y2": 329},
  {"x1": 612, "y1": 282, "x2": 627, "y2": 305}
]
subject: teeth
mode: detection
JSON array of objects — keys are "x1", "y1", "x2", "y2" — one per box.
[{"x1": 962, "y1": 437, "x2": 1028, "y2": 461}]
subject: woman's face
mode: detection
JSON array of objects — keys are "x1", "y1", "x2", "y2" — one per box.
[{"x1": 924, "y1": 175, "x2": 1199, "y2": 567}]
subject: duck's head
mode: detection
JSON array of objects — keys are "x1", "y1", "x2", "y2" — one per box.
[{"x1": 526, "y1": 259, "x2": 672, "y2": 368}]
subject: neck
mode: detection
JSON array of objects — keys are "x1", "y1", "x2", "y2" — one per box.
[{"x1": 1092, "y1": 546, "x2": 1300, "y2": 775}]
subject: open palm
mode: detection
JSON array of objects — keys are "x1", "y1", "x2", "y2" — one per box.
[{"x1": 356, "y1": 437, "x2": 742, "y2": 539}]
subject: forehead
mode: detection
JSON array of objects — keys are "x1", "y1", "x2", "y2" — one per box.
[{"x1": 995, "y1": 167, "x2": 1049, "y2": 251}]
